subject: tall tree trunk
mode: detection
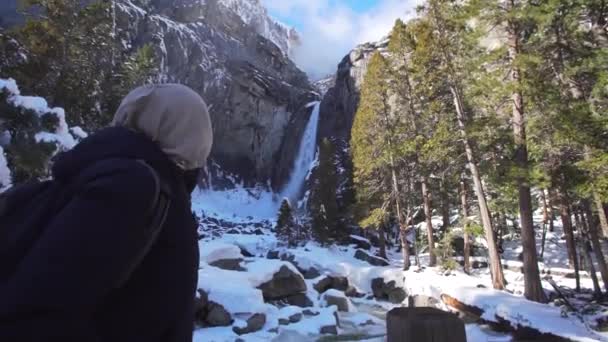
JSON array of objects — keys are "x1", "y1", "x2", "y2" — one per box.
[
  {"x1": 460, "y1": 176, "x2": 471, "y2": 274},
  {"x1": 594, "y1": 192, "x2": 608, "y2": 238},
  {"x1": 540, "y1": 190, "x2": 549, "y2": 260},
  {"x1": 559, "y1": 190, "x2": 580, "y2": 292},
  {"x1": 390, "y1": 164, "x2": 410, "y2": 270},
  {"x1": 548, "y1": 189, "x2": 556, "y2": 232},
  {"x1": 422, "y1": 180, "x2": 437, "y2": 266},
  {"x1": 441, "y1": 177, "x2": 450, "y2": 233},
  {"x1": 428, "y1": 1, "x2": 504, "y2": 289},
  {"x1": 583, "y1": 199, "x2": 608, "y2": 293},
  {"x1": 507, "y1": 13, "x2": 546, "y2": 302},
  {"x1": 378, "y1": 225, "x2": 388, "y2": 260},
  {"x1": 450, "y1": 86, "x2": 505, "y2": 289},
  {"x1": 580, "y1": 233, "x2": 602, "y2": 298}
]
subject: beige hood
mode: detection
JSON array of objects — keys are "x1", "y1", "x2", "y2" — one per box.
[{"x1": 112, "y1": 84, "x2": 213, "y2": 170}]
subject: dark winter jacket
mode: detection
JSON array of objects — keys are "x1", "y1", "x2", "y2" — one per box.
[{"x1": 0, "y1": 127, "x2": 199, "y2": 342}]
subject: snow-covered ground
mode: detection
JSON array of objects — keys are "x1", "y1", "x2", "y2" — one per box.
[{"x1": 192, "y1": 187, "x2": 608, "y2": 342}]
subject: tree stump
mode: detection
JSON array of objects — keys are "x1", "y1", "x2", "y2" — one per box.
[{"x1": 387, "y1": 307, "x2": 466, "y2": 342}]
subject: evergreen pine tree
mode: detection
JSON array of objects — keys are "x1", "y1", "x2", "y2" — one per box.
[{"x1": 276, "y1": 198, "x2": 296, "y2": 247}]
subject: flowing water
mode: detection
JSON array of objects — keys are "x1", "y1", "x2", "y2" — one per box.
[{"x1": 279, "y1": 101, "x2": 321, "y2": 205}]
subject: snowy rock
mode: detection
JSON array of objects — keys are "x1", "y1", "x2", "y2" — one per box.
[
  {"x1": 284, "y1": 293, "x2": 313, "y2": 308},
  {"x1": 257, "y1": 265, "x2": 307, "y2": 300},
  {"x1": 409, "y1": 295, "x2": 441, "y2": 308},
  {"x1": 321, "y1": 289, "x2": 354, "y2": 312},
  {"x1": 289, "y1": 312, "x2": 303, "y2": 323},
  {"x1": 206, "y1": 302, "x2": 233, "y2": 326},
  {"x1": 354, "y1": 249, "x2": 389, "y2": 266},
  {"x1": 371, "y1": 278, "x2": 385, "y2": 299},
  {"x1": 200, "y1": 241, "x2": 243, "y2": 264},
  {"x1": 302, "y1": 267, "x2": 320, "y2": 279},
  {"x1": 345, "y1": 286, "x2": 365, "y2": 298},
  {"x1": 349, "y1": 235, "x2": 372, "y2": 250},
  {"x1": 388, "y1": 288, "x2": 407, "y2": 304},
  {"x1": 266, "y1": 250, "x2": 280, "y2": 259},
  {"x1": 209, "y1": 258, "x2": 244, "y2": 271},
  {"x1": 320, "y1": 325, "x2": 338, "y2": 335},
  {"x1": 232, "y1": 313, "x2": 266, "y2": 335},
  {"x1": 371, "y1": 278, "x2": 407, "y2": 303},
  {"x1": 313, "y1": 275, "x2": 349, "y2": 294}
]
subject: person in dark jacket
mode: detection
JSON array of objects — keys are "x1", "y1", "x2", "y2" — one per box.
[{"x1": 0, "y1": 84, "x2": 213, "y2": 341}]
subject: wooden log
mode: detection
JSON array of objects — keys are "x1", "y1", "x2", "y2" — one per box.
[{"x1": 387, "y1": 307, "x2": 467, "y2": 342}]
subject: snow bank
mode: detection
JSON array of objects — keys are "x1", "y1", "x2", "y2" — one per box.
[
  {"x1": 445, "y1": 287, "x2": 605, "y2": 342},
  {"x1": 192, "y1": 185, "x2": 279, "y2": 221},
  {"x1": 0, "y1": 145, "x2": 11, "y2": 191},
  {"x1": 217, "y1": 233, "x2": 278, "y2": 256}
]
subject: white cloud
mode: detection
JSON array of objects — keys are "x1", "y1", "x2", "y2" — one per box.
[{"x1": 261, "y1": 0, "x2": 422, "y2": 79}]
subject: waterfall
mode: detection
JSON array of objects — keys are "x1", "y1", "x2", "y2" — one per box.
[{"x1": 280, "y1": 101, "x2": 321, "y2": 204}]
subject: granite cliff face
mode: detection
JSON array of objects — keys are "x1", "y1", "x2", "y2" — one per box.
[
  {"x1": 318, "y1": 39, "x2": 388, "y2": 142},
  {"x1": 0, "y1": 0, "x2": 315, "y2": 188},
  {"x1": 114, "y1": 0, "x2": 316, "y2": 188}
]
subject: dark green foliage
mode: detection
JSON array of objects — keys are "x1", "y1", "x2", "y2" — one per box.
[
  {"x1": 0, "y1": 88, "x2": 61, "y2": 183},
  {"x1": 276, "y1": 198, "x2": 296, "y2": 247},
  {"x1": 310, "y1": 138, "x2": 342, "y2": 244},
  {"x1": 2, "y1": 1, "x2": 158, "y2": 131}
]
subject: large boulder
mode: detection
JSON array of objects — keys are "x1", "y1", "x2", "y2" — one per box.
[
  {"x1": 354, "y1": 249, "x2": 389, "y2": 266},
  {"x1": 257, "y1": 265, "x2": 307, "y2": 300}
]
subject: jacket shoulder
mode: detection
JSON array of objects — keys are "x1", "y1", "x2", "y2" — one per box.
[{"x1": 73, "y1": 159, "x2": 159, "y2": 205}]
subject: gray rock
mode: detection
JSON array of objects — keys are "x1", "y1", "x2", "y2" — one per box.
[
  {"x1": 371, "y1": 278, "x2": 386, "y2": 299},
  {"x1": 233, "y1": 313, "x2": 266, "y2": 335},
  {"x1": 388, "y1": 288, "x2": 407, "y2": 304},
  {"x1": 350, "y1": 235, "x2": 372, "y2": 250},
  {"x1": 313, "y1": 276, "x2": 333, "y2": 293},
  {"x1": 408, "y1": 295, "x2": 441, "y2": 308},
  {"x1": 194, "y1": 289, "x2": 209, "y2": 325},
  {"x1": 320, "y1": 325, "x2": 338, "y2": 335},
  {"x1": 323, "y1": 292, "x2": 351, "y2": 312},
  {"x1": 258, "y1": 265, "x2": 307, "y2": 300},
  {"x1": 303, "y1": 309, "x2": 319, "y2": 316},
  {"x1": 472, "y1": 261, "x2": 489, "y2": 269},
  {"x1": 278, "y1": 318, "x2": 290, "y2": 325},
  {"x1": 345, "y1": 286, "x2": 365, "y2": 298},
  {"x1": 354, "y1": 249, "x2": 389, "y2": 266},
  {"x1": 284, "y1": 293, "x2": 313, "y2": 308},
  {"x1": 331, "y1": 276, "x2": 349, "y2": 291},
  {"x1": 289, "y1": 313, "x2": 302, "y2": 323},
  {"x1": 266, "y1": 250, "x2": 279, "y2": 259},
  {"x1": 209, "y1": 258, "x2": 244, "y2": 271},
  {"x1": 226, "y1": 228, "x2": 241, "y2": 234},
  {"x1": 314, "y1": 275, "x2": 349, "y2": 293},
  {"x1": 303, "y1": 267, "x2": 320, "y2": 279},
  {"x1": 206, "y1": 302, "x2": 233, "y2": 327},
  {"x1": 239, "y1": 246, "x2": 255, "y2": 258}
]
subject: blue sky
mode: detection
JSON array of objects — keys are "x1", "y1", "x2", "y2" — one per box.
[
  {"x1": 269, "y1": 0, "x2": 379, "y2": 30},
  {"x1": 260, "y1": 0, "x2": 421, "y2": 78}
]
